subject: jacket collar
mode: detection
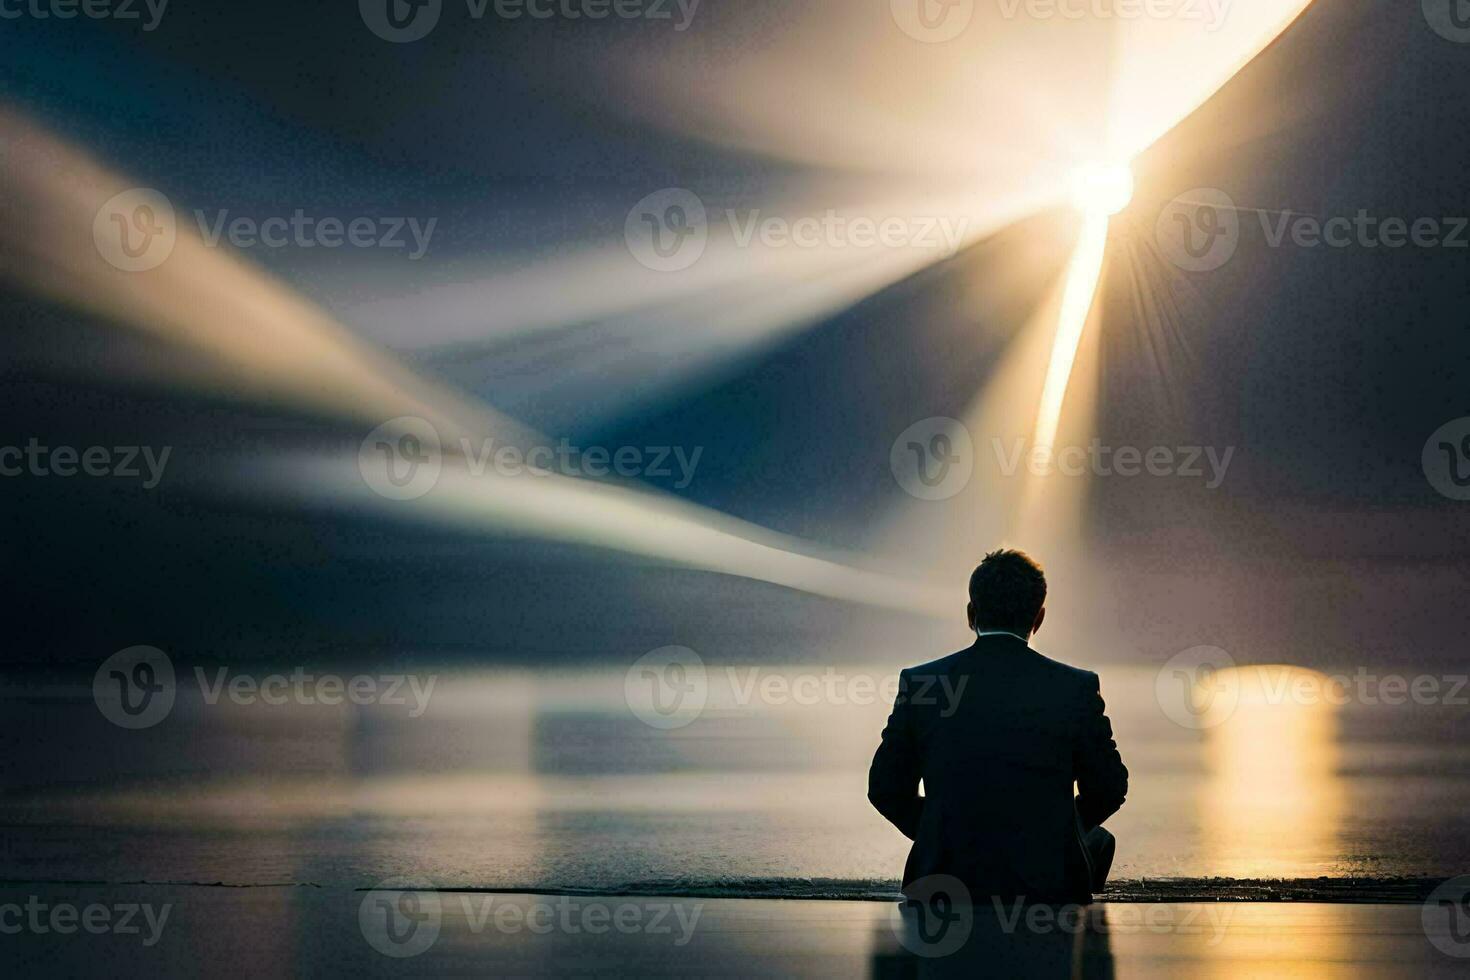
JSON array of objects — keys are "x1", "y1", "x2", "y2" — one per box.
[{"x1": 970, "y1": 632, "x2": 1034, "y2": 653}]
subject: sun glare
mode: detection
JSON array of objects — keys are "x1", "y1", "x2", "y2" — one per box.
[{"x1": 1070, "y1": 162, "x2": 1135, "y2": 217}]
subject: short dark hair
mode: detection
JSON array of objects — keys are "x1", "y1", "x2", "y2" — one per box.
[{"x1": 968, "y1": 549, "x2": 1047, "y2": 635}]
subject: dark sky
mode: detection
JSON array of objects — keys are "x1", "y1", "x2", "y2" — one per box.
[{"x1": 2, "y1": 0, "x2": 1467, "y2": 669}]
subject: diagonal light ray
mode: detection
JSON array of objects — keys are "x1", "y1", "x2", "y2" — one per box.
[
  {"x1": 1032, "y1": 213, "x2": 1109, "y2": 453},
  {"x1": 342, "y1": 184, "x2": 1027, "y2": 354},
  {"x1": 258, "y1": 452, "x2": 949, "y2": 616},
  {"x1": 1105, "y1": 0, "x2": 1319, "y2": 161},
  {"x1": 343, "y1": 184, "x2": 1054, "y2": 427},
  {"x1": 0, "y1": 107, "x2": 949, "y2": 617}
]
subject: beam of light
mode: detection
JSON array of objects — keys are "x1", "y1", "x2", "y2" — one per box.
[
  {"x1": 594, "y1": 3, "x2": 1117, "y2": 184},
  {"x1": 1105, "y1": 0, "x2": 1320, "y2": 161},
  {"x1": 254, "y1": 450, "x2": 950, "y2": 617},
  {"x1": 0, "y1": 108, "x2": 535, "y2": 454},
  {"x1": 588, "y1": 2, "x2": 1318, "y2": 193},
  {"x1": 340, "y1": 186, "x2": 1047, "y2": 429},
  {"x1": 0, "y1": 107, "x2": 949, "y2": 618},
  {"x1": 1023, "y1": 161, "x2": 1128, "y2": 493},
  {"x1": 1031, "y1": 213, "x2": 1109, "y2": 453},
  {"x1": 866, "y1": 240, "x2": 1118, "y2": 656},
  {"x1": 341, "y1": 184, "x2": 1034, "y2": 355}
]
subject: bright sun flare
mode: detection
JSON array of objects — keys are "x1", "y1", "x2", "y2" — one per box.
[{"x1": 1070, "y1": 162, "x2": 1135, "y2": 217}]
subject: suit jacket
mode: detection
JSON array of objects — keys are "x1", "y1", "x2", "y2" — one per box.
[{"x1": 868, "y1": 634, "x2": 1128, "y2": 904}]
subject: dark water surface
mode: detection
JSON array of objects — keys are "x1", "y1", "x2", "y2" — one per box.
[{"x1": 2, "y1": 663, "x2": 1466, "y2": 893}]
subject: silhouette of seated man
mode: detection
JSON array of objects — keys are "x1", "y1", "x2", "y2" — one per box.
[{"x1": 869, "y1": 549, "x2": 1128, "y2": 907}]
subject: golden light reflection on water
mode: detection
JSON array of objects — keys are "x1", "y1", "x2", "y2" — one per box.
[
  {"x1": 1199, "y1": 665, "x2": 1344, "y2": 880},
  {"x1": 3, "y1": 664, "x2": 1389, "y2": 889}
]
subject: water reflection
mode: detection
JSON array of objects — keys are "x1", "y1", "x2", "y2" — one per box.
[
  {"x1": 873, "y1": 904, "x2": 1114, "y2": 979},
  {"x1": 7, "y1": 662, "x2": 1463, "y2": 890},
  {"x1": 1198, "y1": 666, "x2": 1344, "y2": 879}
]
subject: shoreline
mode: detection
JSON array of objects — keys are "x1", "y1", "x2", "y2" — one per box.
[{"x1": 1, "y1": 875, "x2": 1450, "y2": 904}]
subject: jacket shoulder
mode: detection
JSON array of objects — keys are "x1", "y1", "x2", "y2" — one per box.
[
  {"x1": 901, "y1": 646, "x2": 1101, "y2": 692},
  {"x1": 901, "y1": 648, "x2": 975, "y2": 677},
  {"x1": 1030, "y1": 650, "x2": 1100, "y2": 689}
]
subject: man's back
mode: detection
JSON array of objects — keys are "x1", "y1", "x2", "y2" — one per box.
[{"x1": 868, "y1": 633, "x2": 1128, "y2": 904}]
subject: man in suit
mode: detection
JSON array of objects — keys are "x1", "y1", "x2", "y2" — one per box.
[{"x1": 869, "y1": 549, "x2": 1128, "y2": 904}]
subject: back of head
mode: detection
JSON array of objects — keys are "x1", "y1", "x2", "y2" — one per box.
[{"x1": 968, "y1": 549, "x2": 1047, "y2": 636}]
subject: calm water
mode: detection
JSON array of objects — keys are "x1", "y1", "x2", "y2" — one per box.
[
  {"x1": 6, "y1": 889, "x2": 1464, "y2": 978},
  {"x1": 2, "y1": 662, "x2": 1466, "y2": 891}
]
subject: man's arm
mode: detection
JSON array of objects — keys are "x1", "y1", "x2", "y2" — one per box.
[
  {"x1": 1074, "y1": 671, "x2": 1128, "y2": 831},
  {"x1": 868, "y1": 669, "x2": 923, "y2": 840}
]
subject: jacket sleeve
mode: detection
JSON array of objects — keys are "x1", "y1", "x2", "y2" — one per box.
[
  {"x1": 1073, "y1": 671, "x2": 1129, "y2": 831},
  {"x1": 868, "y1": 668, "x2": 924, "y2": 840}
]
